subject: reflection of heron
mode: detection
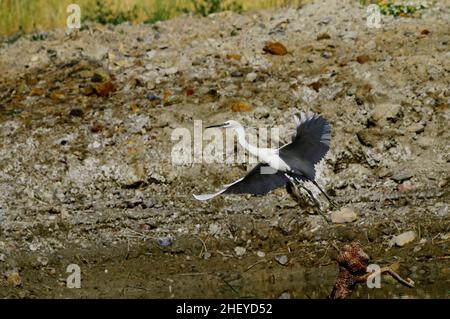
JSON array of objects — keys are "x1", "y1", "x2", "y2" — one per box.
[{"x1": 194, "y1": 111, "x2": 333, "y2": 207}]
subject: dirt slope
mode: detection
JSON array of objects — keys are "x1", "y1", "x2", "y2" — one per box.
[{"x1": 0, "y1": 0, "x2": 449, "y2": 298}]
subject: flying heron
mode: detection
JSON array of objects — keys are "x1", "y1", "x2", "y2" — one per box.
[{"x1": 193, "y1": 111, "x2": 333, "y2": 205}]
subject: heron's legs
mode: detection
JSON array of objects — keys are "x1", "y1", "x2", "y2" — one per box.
[
  {"x1": 309, "y1": 179, "x2": 338, "y2": 208},
  {"x1": 293, "y1": 177, "x2": 330, "y2": 224},
  {"x1": 285, "y1": 174, "x2": 329, "y2": 223}
]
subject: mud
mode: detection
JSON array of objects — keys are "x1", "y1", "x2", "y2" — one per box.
[{"x1": 0, "y1": 0, "x2": 449, "y2": 298}]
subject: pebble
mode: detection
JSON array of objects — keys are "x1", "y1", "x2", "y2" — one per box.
[
  {"x1": 371, "y1": 103, "x2": 400, "y2": 124},
  {"x1": 69, "y1": 108, "x2": 84, "y2": 117},
  {"x1": 389, "y1": 231, "x2": 417, "y2": 247},
  {"x1": 37, "y1": 256, "x2": 49, "y2": 266},
  {"x1": 157, "y1": 236, "x2": 173, "y2": 247},
  {"x1": 391, "y1": 171, "x2": 413, "y2": 182},
  {"x1": 256, "y1": 251, "x2": 266, "y2": 258},
  {"x1": 84, "y1": 44, "x2": 109, "y2": 61},
  {"x1": 356, "y1": 54, "x2": 370, "y2": 64},
  {"x1": 263, "y1": 42, "x2": 288, "y2": 55},
  {"x1": 279, "y1": 292, "x2": 291, "y2": 299},
  {"x1": 275, "y1": 255, "x2": 288, "y2": 265},
  {"x1": 230, "y1": 71, "x2": 243, "y2": 77},
  {"x1": 203, "y1": 251, "x2": 211, "y2": 260},
  {"x1": 317, "y1": 32, "x2": 331, "y2": 40},
  {"x1": 397, "y1": 181, "x2": 414, "y2": 193},
  {"x1": 146, "y1": 94, "x2": 161, "y2": 101},
  {"x1": 322, "y1": 51, "x2": 333, "y2": 59},
  {"x1": 246, "y1": 72, "x2": 258, "y2": 82},
  {"x1": 209, "y1": 223, "x2": 221, "y2": 235},
  {"x1": 344, "y1": 31, "x2": 358, "y2": 40},
  {"x1": 330, "y1": 207, "x2": 358, "y2": 223},
  {"x1": 231, "y1": 101, "x2": 252, "y2": 112},
  {"x1": 234, "y1": 246, "x2": 246, "y2": 256}
]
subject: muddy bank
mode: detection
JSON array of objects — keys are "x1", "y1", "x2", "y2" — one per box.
[{"x1": 0, "y1": 0, "x2": 449, "y2": 298}]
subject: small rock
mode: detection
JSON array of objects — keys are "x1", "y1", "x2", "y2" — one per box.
[
  {"x1": 356, "y1": 55, "x2": 370, "y2": 64},
  {"x1": 91, "y1": 72, "x2": 109, "y2": 83},
  {"x1": 308, "y1": 81, "x2": 322, "y2": 91},
  {"x1": 78, "y1": 70, "x2": 94, "y2": 79},
  {"x1": 371, "y1": 103, "x2": 400, "y2": 124},
  {"x1": 279, "y1": 292, "x2": 291, "y2": 299},
  {"x1": 93, "y1": 81, "x2": 116, "y2": 97},
  {"x1": 163, "y1": 67, "x2": 178, "y2": 75},
  {"x1": 185, "y1": 88, "x2": 195, "y2": 96},
  {"x1": 365, "y1": 40, "x2": 377, "y2": 50},
  {"x1": 397, "y1": 181, "x2": 414, "y2": 193},
  {"x1": 84, "y1": 44, "x2": 109, "y2": 61},
  {"x1": 146, "y1": 94, "x2": 161, "y2": 101},
  {"x1": 413, "y1": 245, "x2": 422, "y2": 253},
  {"x1": 246, "y1": 72, "x2": 258, "y2": 82},
  {"x1": 318, "y1": 17, "x2": 332, "y2": 25},
  {"x1": 436, "y1": 205, "x2": 448, "y2": 217},
  {"x1": 317, "y1": 32, "x2": 331, "y2": 40},
  {"x1": 275, "y1": 255, "x2": 288, "y2": 265},
  {"x1": 407, "y1": 123, "x2": 425, "y2": 134},
  {"x1": 91, "y1": 122, "x2": 104, "y2": 133},
  {"x1": 391, "y1": 171, "x2": 413, "y2": 182},
  {"x1": 330, "y1": 207, "x2": 358, "y2": 223},
  {"x1": 344, "y1": 31, "x2": 358, "y2": 40},
  {"x1": 209, "y1": 223, "x2": 221, "y2": 235},
  {"x1": 231, "y1": 101, "x2": 252, "y2": 112},
  {"x1": 47, "y1": 49, "x2": 57, "y2": 59},
  {"x1": 139, "y1": 222, "x2": 156, "y2": 232},
  {"x1": 0, "y1": 254, "x2": 5, "y2": 262},
  {"x1": 356, "y1": 128, "x2": 380, "y2": 147},
  {"x1": 5, "y1": 270, "x2": 22, "y2": 287},
  {"x1": 234, "y1": 246, "x2": 246, "y2": 256},
  {"x1": 321, "y1": 51, "x2": 333, "y2": 59},
  {"x1": 230, "y1": 71, "x2": 243, "y2": 77},
  {"x1": 263, "y1": 42, "x2": 288, "y2": 55},
  {"x1": 69, "y1": 108, "x2": 84, "y2": 117},
  {"x1": 256, "y1": 251, "x2": 266, "y2": 258},
  {"x1": 157, "y1": 236, "x2": 173, "y2": 247},
  {"x1": 37, "y1": 256, "x2": 49, "y2": 266},
  {"x1": 226, "y1": 54, "x2": 241, "y2": 61},
  {"x1": 203, "y1": 251, "x2": 211, "y2": 260},
  {"x1": 389, "y1": 231, "x2": 417, "y2": 247}
]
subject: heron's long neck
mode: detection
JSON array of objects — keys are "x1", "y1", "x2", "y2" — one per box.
[{"x1": 235, "y1": 125, "x2": 259, "y2": 157}]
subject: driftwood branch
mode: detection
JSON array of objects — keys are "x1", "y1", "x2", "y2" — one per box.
[{"x1": 329, "y1": 243, "x2": 414, "y2": 299}]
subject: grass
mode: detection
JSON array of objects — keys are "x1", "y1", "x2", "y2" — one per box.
[
  {"x1": 0, "y1": 0, "x2": 303, "y2": 37},
  {"x1": 359, "y1": 0, "x2": 434, "y2": 16}
]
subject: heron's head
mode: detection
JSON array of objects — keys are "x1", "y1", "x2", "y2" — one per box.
[{"x1": 206, "y1": 120, "x2": 241, "y2": 130}]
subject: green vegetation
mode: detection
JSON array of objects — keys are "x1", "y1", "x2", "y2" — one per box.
[
  {"x1": 360, "y1": 0, "x2": 434, "y2": 17},
  {"x1": 143, "y1": 0, "x2": 174, "y2": 24},
  {"x1": 0, "y1": 0, "x2": 301, "y2": 36},
  {"x1": 83, "y1": 0, "x2": 139, "y2": 25},
  {"x1": 190, "y1": 0, "x2": 243, "y2": 17},
  {"x1": 377, "y1": 1, "x2": 430, "y2": 16}
]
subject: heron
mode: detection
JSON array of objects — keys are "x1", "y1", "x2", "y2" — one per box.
[{"x1": 193, "y1": 111, "x2": 333, "y2": 206}]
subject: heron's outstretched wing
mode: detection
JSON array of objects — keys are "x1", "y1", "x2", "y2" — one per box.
[
  {"x1": 194, "y1": 163, "x2": 289, "y2": 201},
  {"x1": 279, "y1": 111, "x2": 331, "y2": 180}
]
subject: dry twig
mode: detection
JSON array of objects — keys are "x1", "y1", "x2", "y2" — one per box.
[{"x1": 329, "y1": 243, "x2": 414, "y2": 299}]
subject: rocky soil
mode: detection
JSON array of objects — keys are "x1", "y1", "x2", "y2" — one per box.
[{"x1": 0, "y1": 0, "x2": 449, "y2": 298}]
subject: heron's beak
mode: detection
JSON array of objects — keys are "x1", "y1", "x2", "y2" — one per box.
[{"x1": 206, "y1": 123, "x2": 226, "y2": 129}]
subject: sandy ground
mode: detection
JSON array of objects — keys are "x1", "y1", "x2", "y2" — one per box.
[{"x1": 0, "y1": 0, "x2": 449, "y2": 298}]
